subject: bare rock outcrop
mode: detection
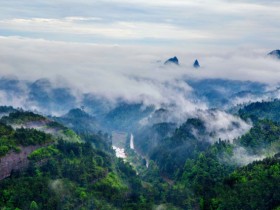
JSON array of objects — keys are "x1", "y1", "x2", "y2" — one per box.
[{"x1": 0, "y1": 145, "x2": 41, "y2": 180}]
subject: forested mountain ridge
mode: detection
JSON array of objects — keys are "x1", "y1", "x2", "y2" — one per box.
[
  {"x1": 131, "y1": 100, "x2": 280, "y2": 209},
  {"x1": 0, "y1": 108, "x2": 155, "y2": 209},
  {"x1": 1, "y1": 93, "x2": 280, "y2": 209},
  {"x1": 239, "y1": 99, "x2": 280, "y2": 123}
]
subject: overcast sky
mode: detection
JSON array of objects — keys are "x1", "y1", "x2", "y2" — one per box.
[{"x1": 0, "y1": 0, "x2": 279, "y2": 49}]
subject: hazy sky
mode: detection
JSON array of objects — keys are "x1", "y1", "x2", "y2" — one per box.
[{"x1": 0, "y1": 0, "x2": 279, "y2": 49}]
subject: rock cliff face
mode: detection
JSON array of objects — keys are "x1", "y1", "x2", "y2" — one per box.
[{"x1": 0, "y1": 145, "x2": 41, "y2": 180}]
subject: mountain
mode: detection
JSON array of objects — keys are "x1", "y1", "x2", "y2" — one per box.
[
  {"x1": 0, "y1": 106, "x2": 18, "y2": 118},
  {"x1": 0, "y1": 109, "x2": 81, "y2": 142},
  {"x1": 213, "y1": 155, "x2": 280, "y2": 210},
  {"x1": 0, "y1": 76, "x2": 271, "y2": 117},
  {"x1": 268, "y1": 49, "x2": 280, "y2": 59},
  {"x1": 28, "y1": 79, "x2": 77, "y2": 113},
  {"x1": 103, "y1": 103, "x2": 154, "y2": 132},
  {"x1": 53, "y1": 108, "x2": 101, "y2": 134},
  {"x1": 187, "y1": 78, "x2": 267, "y2": 108},
  {"x1": 193, "y1": 59, "x2": 200, "y2": 68},
  {"x1": 239, "y1": 99, "x2": 280, "y2": 123},
  {"x1": 164, "y1": 56, "x2": 179, "y2": 65},
  {"x1": 64, "y1": 108, "x2": 91, "y2": 119},
  {"x1": 0, "y1": 107, "x2": 156, "y2": 209},
  {"x1": 2, "y1": 75, "x2": 280, "y2": 209}
]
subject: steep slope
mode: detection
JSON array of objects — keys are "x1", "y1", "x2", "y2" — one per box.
[
  {"x1": 0, "y1": 110, "x2": 81, "y2": 142},
  {"x1": 0, "y1": 109, "x2": 155, "y2": 210},
  {"x1": 0, "y1": 140, "x2": 154, "y2": 209},
  {"x1": 0, "y1": 109, "x2": 78, "y2": 181}
]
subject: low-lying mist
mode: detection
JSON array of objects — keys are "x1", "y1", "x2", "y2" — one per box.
[
  {"x1": 0, "y1": 37, "x2": 279, "y2": 153},
  {"x1": 0, "y1": 36, "x2": 279, "y2": 109}
]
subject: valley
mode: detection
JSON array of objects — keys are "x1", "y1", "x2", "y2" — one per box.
[
  {"x1": 1, "y1": 0, "x2": 280, "y2": 208},
  {"x1": 1, "y1": 74, "x2": 280, "y2": 209}
]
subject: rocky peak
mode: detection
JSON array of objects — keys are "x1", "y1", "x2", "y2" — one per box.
[
  {"x1": 164, "y1": 56, "x2": 179, "y2": 65},
  {"x1": 193, "y1": 59, "x2": 200, "y2": 68},
  {"x1": 268, "y1": 49, "x2": 280, "y2": 59}
]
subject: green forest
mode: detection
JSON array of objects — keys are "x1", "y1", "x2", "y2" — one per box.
[{"x1": 0, "y1": 100, "x2": 280, "y2": 210}]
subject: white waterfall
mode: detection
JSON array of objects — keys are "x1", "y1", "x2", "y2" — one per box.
[
  {"x1": 146, "y1": 159, "x2": 149, "y2": 168},
  {"x1": 130, "y1": 133, "x2": 135, "y2": 150}
]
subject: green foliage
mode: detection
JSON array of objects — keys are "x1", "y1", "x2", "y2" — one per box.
[
  {"x1": 0, "y1": 124, "x2": 54, "y2": 157},
  {"x1": 28, "y1": 146, "x2": 59, "y2": 161},
  {"x1": 93, "y1": 172, "x2": 127, "y2": 200},
  {"x1": 2, "y1": 102, "x2": 280, "y2": 210},
  {"x1": 60, "y1": 129, "x2": 81, "y2": 142},
  {"x1": 29, "y1": 201, "x2": 39, "y2": 210},
  {"x1": 171, "y1": 141, "x2": 235, "y2": 209},
  {"x1": 14, "y1": 128, "x2": 53, "y2": 146},
  {"x1": 46, "y1": 121, "x2": 67, "y2": 130},
  {"x1": 239, "y1": 99, "x2": 280, "y2": 123},
  {"x1": 0, "y1": 124, "x2": 18, "y2": 156},
  {"x1": 80, "y1": 132, "x2": 113, "y2": 153},
  {"x1": 214, "y1": 156, "x2": 280, "y2": 210},
  {"x1": 0, "y1": 137, "x2": 17, "y2": 157},
  {"x1": 1, "y1": 111, "x2": 46, "y2": 125},
  {"x1": 235, "y1": 119, "x2": 280, "y2": 154},
  {"x1": 149, "y1": 118, "x2": 210, "y2": 178},
  {"x1": 0, "y1": 123, "x2": 13, "y2": 136},
  {"x1": 115, "y1": 108, "x2": 280, "y2": 209},
  {"x1": 0, "y1": 145, "x2": 9, "y2": 156},
  {"x1": 0, "y1": 109, "x2": 82, "y2": 144},
  {"x1": 0, "y1": 137, "x2": 153, "y2": 209}
]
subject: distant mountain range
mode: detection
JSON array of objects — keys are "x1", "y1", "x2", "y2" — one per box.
[
  {"x1": 163, "y1": 49, "x2": 279, "y2": 67},
  {"x1": 163, "y1": 56, "x2": 201, "y2": 68},
  {"x1": 0, "y1": 49, "x2": 280, "y2": 209}
]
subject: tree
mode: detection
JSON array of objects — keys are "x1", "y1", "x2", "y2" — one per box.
[{"x1": 30, "y1": 201, "x2": 39, "y2": 210}]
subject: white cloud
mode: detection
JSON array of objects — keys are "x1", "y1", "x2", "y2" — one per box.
[
  {"x1": 0, "y1": 0, "x2": 279, "y2": 48},
  {"x1": 0, "y1": 36, "x2": 279, "y2": 117},
  {"x1": 230, "y1": 147, "x2": 265, "y2": 166},
  {"x1": 0, "y1": 36, "x2": 275, "y2": 142},
  {"x1": 0, "y1": 36, "x2": 279, "y2": 96},
  {"x1": 196, "y1": 110, "x2": 252, "y2": 142},
  {"x1": 0, "y1": 18, "x2": 214, "y2": 41}
]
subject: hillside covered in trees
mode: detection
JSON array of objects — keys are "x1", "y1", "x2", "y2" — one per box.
[{"x1": 1, "y1": 99, "x2": 280, "y2": 210}]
